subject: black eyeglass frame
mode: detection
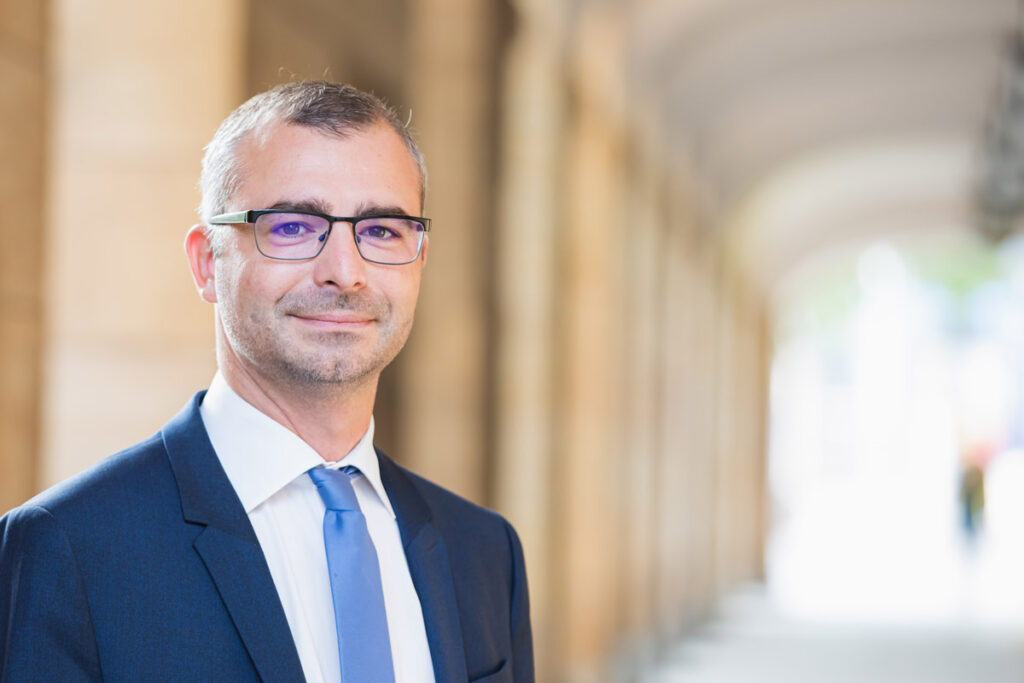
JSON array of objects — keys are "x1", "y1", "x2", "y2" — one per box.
[{"x1": 209, "y1": 209, "x2": 431, "y2": 265}]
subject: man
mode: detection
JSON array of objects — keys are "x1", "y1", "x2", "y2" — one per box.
[{"x1": 0, "y1": 81, "x2": 533, "y2": 683}]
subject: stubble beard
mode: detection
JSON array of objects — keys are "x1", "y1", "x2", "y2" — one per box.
[{"x1": 221, "y1": 289, "x2": 413, "y2": 395}]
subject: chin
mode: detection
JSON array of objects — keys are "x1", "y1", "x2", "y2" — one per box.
[{"x1": 276, "y1": 356, "x2": 383, "y2": 387}]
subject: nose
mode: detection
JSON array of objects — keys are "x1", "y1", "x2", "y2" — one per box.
[{"x1": 311, "y1": 221, "x2": 367, "y2": 290}]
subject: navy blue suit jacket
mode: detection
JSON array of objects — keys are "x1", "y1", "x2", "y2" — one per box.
[{"x1": 0, "y1": 393, "x2": 533, "y2": 682}]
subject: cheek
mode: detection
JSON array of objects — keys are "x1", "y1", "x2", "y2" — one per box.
[
  {"x1": 388, "y1": 270, "x2": 423, "y2": 312},
  {"x1": 215, "y1": 258, "x2": 295, "y2": 309},
  {"x1": 212, "y1": 259, "x2": 242, "y2": 306},
  {"x1": 214, "y1": 261, "x2": 269, "y2": 318}
]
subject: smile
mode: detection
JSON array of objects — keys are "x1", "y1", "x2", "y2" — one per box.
[{"x1": 290, "y1": 313, "x2": 374, "y2": 328}]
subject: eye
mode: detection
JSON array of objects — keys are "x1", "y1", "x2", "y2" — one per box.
[
  {"x1": 357, "y1": 221, "x2": 401, "y2": 241},
  {"x1": 272, "y1": 221, "x2": 316, "y2": 238}
]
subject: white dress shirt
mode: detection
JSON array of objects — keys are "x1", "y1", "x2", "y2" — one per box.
[{"x1": 199, "y1": 373, "x2": 435, "y2": 683}]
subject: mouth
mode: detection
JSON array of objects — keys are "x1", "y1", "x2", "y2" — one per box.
[{"x1": 289, "y1": 312, "x2": 374, "y2": 328}]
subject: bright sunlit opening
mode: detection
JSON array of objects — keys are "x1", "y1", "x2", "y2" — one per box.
[{"x1": 767, "y1": 234, "x2": 1024, "y2": 630}]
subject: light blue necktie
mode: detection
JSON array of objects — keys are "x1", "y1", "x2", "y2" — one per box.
[{"x1": 308, "y1": 467, "x2": 396, "y2": 683}]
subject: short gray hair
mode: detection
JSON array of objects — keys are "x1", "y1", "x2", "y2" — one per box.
[{"x1": 199, "y1": 81, "x2": 427, "y2": 253}]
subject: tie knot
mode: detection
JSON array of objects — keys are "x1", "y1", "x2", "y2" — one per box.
[{"x1": 308, "y1": 467, "x2": 360, "y2": 511}]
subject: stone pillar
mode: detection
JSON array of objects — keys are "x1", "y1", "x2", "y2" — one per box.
[
  {"x1": 245, "y1": 0, "x2": 409, "y2": 107},
  {"x1": 42, "y1": 0, "x2": 246, "y2": 484},
  {"x1": 492, "y1": 3, "x2": 565, "y2": 678},
  {"x1": 713, "y1": 266, "x2": 740, "y2": 591},
  {"x1": 656, "y1": 185, "x2": 695, "y2": 637},
  {"x1": 0, "y1": 0, "x2": 47, "y2": 511},
  {"x1": 734, "y1": 280, "x2": 769, "y2": 582},
  {"x1": 714, "y1": 262, "x2": 768, "y2": 587},
  {"x1": 554, "y1": 8, "x2": 628, "y2": 678},
  {"x1": 753, "y1": 302, "x2": 771, "y2": 580},
  {"x1": 556, "y1": 108, "x2": 625, "y2": 680},
  {"x1": 686, "y1": 241, "x2": 720, "y2": 617},
  {"x1": 620, "y1": 147, "x2": 663, "y2": 665},
  {"x1": 401, "y1": 0, "x2": 496, "y2": 503}
]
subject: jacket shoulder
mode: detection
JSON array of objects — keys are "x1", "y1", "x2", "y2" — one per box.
[
  {"x1": 9, "y1": 392, "x2": 209, "y2": 524},
  {"x1": 15, "y1": 431, "x2": 173, "y2": 523},
  {"x1": 395, "y1": 460, "x2": 517, "y2": 538},
  {"x1": 382, "y1": 455, "x2": 527, "y2": 586}
]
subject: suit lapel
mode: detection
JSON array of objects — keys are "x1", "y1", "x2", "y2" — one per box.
[
  {"x1": 162, "y1": 393, "x2": 305, "y2": 682},
  {"x1": 378, "y1": 451, "x2": 469, "y2": 682},
  {"x1": 159, "y1": 397, "x2": 469, "y2": 682}
]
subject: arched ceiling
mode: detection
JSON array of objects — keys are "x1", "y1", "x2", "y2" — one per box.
[
  {"x1": 623, "y1": 0, "x2": 1020, "y2": 287},
  {"x1": 730, "y1": 138, "x2": 976, "y2": 292}
]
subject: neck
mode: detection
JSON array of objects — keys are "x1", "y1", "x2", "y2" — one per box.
[{"x1": 215, "y1": 340, "x2": 378, "y2": 464}]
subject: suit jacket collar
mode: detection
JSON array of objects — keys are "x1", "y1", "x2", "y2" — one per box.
[
  {"x1": 162, "y1": 392, "x2": 305, "y2": 682},
  {"x1": 378, "y1": 451, "x2": 469, "y2": 682}
]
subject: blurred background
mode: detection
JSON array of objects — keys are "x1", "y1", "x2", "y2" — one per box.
[{"x1": 4, "y1": 0, "x2": 1024, "y2": 680}]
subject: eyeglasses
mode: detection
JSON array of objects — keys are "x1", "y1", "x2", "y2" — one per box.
[{"x1": 208, "y1": 209, "x2": 431, "y2": 265}]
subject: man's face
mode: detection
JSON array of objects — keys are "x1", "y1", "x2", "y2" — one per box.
[{"x1": 203, "y1": 121, "x2": 426, "y2": 391}]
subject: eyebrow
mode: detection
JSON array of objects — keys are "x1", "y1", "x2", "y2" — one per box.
[
  {"x1": 351, "y1": 203, "x2": 413, "y2": 218},
  {"x1": 266, "y1": 199, "x2": 415, "y2": 218},
  {"x1": 268, "y1": 199, "x2": 332, "y2": 214}
]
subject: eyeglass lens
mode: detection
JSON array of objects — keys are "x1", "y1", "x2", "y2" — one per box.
[{"x1": 253, "y1": 212, "x2": 425, "y2": 263}]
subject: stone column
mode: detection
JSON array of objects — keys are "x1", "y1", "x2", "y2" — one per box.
[
  {"x1": 734, "y1": 280, "x2": 769, "y2": 581},
  {"x1": 686, "y1": 241, "x2": 721, "y2": 617},
  {"x1": 401, "y1": 0, "x2": 496, "y2": 503},
  {"x1": 713, "y1": 265, "x2": 740, "y2": 591},
  {"x1": 556, "y1": 108, "x2": 625, "y2": 680},
  {"x1": 554, "y1": 8, "x2": 629, "y2": 678},
  {"x1": 714, "y1": 262, "x2": 768, "y2": 587},
  {"x1": 620, "y1": 146, "x2": 663, "y2": 665},
  {"x1": 754, "y1": 303, "x2": 771, "y2": 580},
  {"x1": 0, "y1": 0, "x2": 47, "y2": 511},
  {"x1": 656, "y1": 184, "x2": 695, "y2": 637},
  {"x1": 42, "y1": 0, "x2": 246, "y2": 484},
  {"x1": 492, "y1": 3, "x2": 565, "y2": 677}
]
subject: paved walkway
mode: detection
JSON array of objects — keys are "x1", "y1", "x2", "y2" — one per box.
[
  {"x1": 645, "y1": 588, "x2": 1024, "y2": 683},
  {"x1": 647, "y1": 589, "x2": 1024, "y2": 683},
  {"x1": 643, "y1": 455, "x2": 1024, "y2": 682}
]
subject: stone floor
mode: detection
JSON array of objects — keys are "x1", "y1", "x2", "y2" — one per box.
[
  {"x1": 642, "y1": 455, "x2": 1024, "y2": 683},
  {"x1": 644, "y1": 588, "x2": 1024, "y2": 683}
]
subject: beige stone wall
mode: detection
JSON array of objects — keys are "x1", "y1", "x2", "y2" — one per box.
[
  {"x1": 487, "y1": 1, "x2": 772, "y2": 678},
  {"x1": 491, "y1": 4, "x2": 564, "y2": 674},
  {"x1": 555, "y1": 84, "x2": 628, "y2": 683},
  {"x1": 0, "y1": 0, "x2": 47, "y2": 512},
  {"x1": 399, "y1": 0, "x2": 498, "y2": 503},
  {"x1": 42, "y1": 0, "x2": 245, "y2": 485}
]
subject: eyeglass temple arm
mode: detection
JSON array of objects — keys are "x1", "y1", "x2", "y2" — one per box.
[{"x1": 209, "y1": 210, "x2": 252, "y2": 225}]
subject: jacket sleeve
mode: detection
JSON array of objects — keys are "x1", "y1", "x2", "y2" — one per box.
[
  {"x1": 504, "y1": 521, "x2": 534, "y2": 683},
  {"x1": 0, "y1": 505, "x2": 103, "y2": 682}
]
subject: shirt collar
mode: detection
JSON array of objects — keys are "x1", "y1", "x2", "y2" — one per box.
[{"x1": 199, "y1": 372, "x2": 395, "y2": 518}]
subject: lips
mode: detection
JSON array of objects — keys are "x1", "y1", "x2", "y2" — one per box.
[
  {"x1": 293, "y1": 312, "x2": 372, "y2": 324},
  {"x1": 278, "y1": 291, "x2": 388, "y2": 325},
  {"x1": 290, "y1": 311, "x2": 374, "y2": 327}
]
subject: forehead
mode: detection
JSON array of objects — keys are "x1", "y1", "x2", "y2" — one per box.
[{"x1": 234, "y1": 122, "x2": 422, "y2": 214}]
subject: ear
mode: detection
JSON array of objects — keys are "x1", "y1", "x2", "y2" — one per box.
[
  {"x1": 185, "y1": 224, "x2": 218, "y2": 303},
  {"x1": 419, "y1": 235, "x2": 429, "y2": 268}
]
